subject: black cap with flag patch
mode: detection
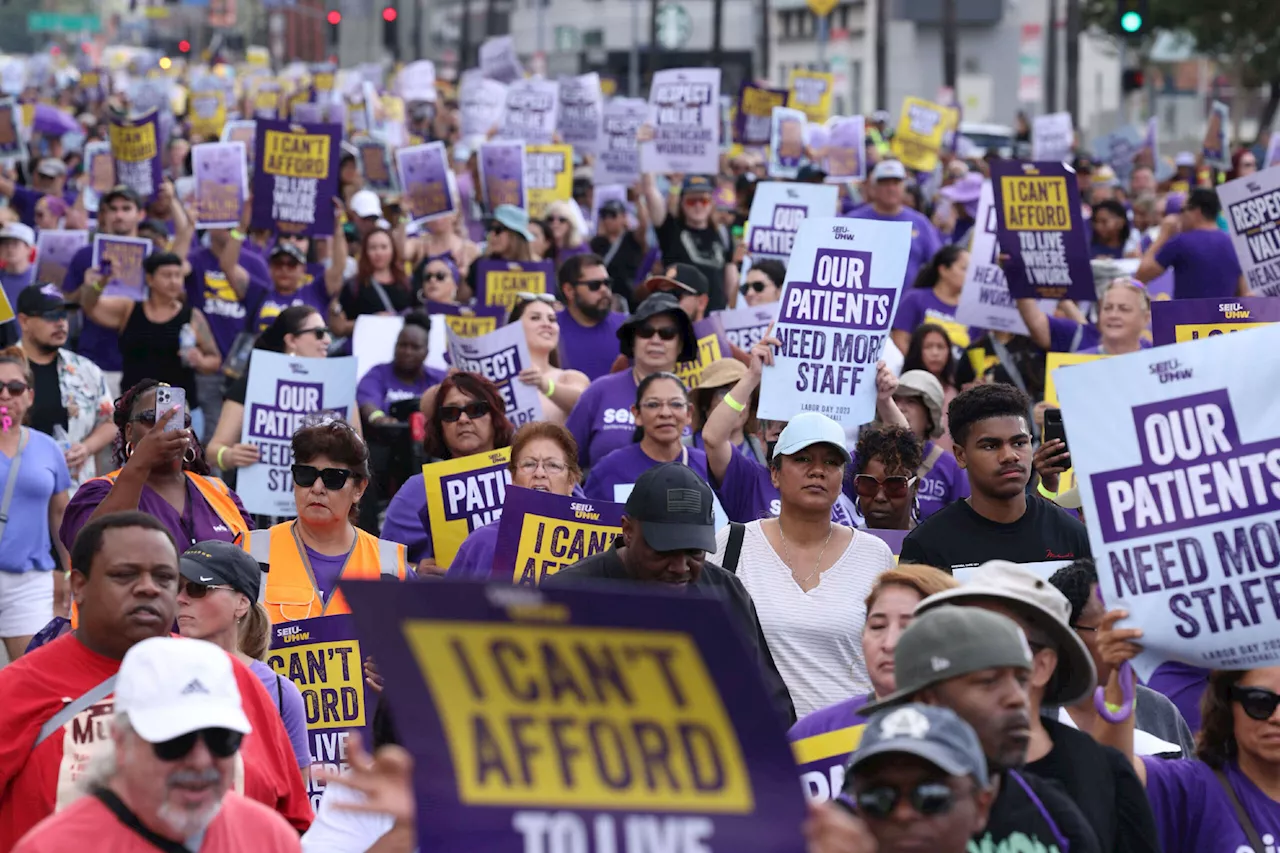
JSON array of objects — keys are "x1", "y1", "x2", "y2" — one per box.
[{"x1": 624, "y1": 463, "x2": 717, "y2": 553}]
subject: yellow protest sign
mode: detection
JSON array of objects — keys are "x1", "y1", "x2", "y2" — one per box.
[
  {"x1": 891, "y1": 97, "x2": 955, "y2": 173},
  {"x1": 787, "y1": 70, "x2": 834, "y2": 123},
  {"x1": 999, "y1": 172, "x2": 1072, "y2": 231},
  {"x1": 475, "y1": 260, "x2": 554, "y2": 312},
  {"x1": 675, "y1": 320, "x2": 727, "y2": 389},
  {"x1": 261, "y1": 127, "x2": 332, "y2": 179},
  {"x1": 491, "y1": 489, "x2": 624, "y2": 586},
  {"x1": 189, "y1": 89, "x2": 227, "y2": 140},
  {"x1": 1044, "y1": 352, "x2": 1106, "y2": 405},
  {"x1": 525, "y1": 143, "x2": 573, "y2": 219},
  {"x1": 422, "y1": 448, "x2": 513, "y2": 568}
]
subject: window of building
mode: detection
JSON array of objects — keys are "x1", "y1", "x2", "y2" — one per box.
[{"x1": 583, "y1": 28, "x2": 603, "y2": 47}]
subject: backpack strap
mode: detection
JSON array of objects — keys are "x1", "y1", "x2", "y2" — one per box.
[
  {"x1": 1215, "y1": 768, "x2": 1266, "y2": 853},
  {"x1": 722, "y1": 522, "x2": 746, "y2": 574},
  {"x1": 916, "y1": 443, "x2": 944, "y2": 480},
  {"x1": 36, "y1": 674, "x2": 117, "y2": 748},
  {"x1": 1007, "y1": 771, "x2": 1070, "y2": 853}
]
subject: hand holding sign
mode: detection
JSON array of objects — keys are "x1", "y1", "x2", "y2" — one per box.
[{"x1": 315, "y1": 735, "x2": 416, "y2": 828}]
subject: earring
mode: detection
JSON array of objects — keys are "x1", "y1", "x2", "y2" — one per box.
[
  {"x1": 183, "y1": 446, "x2": 196, "y2": 464},
  {"x1": 124, "y1": 441, "x2": 134, "y2": 459}
]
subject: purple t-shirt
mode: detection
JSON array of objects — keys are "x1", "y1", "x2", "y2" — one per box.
[
  {"x1": 583, "y1": 443, "x2": 709, "y2": 501},
  {"x1": 304, "y1": 544, "x2": 347, "y2": 603},
  {"x1": 0, "y1": 266, "x2": 36, "y2": 321},
  {"x1": 844, "y1": 204, "x2": 942, "y2": 289},
  {"x1": 557, "y1": 311, "x2": 628, "y2": 381},
  {"x1": 59, "y1": 474, "x2": 254, "y2": 552},
  {"x1": 381, "y1": 472, "x2": 431, "y2": 563},
  {"x1": 788, "y1": 693, "x2": 872, "y2": 802},
  {"x1": 249, "y1": 658, "x2": 311, "y2": 769},
  {"x1": 11, "y1": 185, "x2": 44, "y2": 228},
  {"x1": 891, "y1": 287, "x2": 972, "y2": 348},
  {"x1": 253, "y1": 277, "x2": 331, "y2": 333},
  {"x1": 1155, "y1": 229, "x2": 1242, "y2": 300},
  {"x1": 565, "y1": 369, "x2": 639, "y2": 468},
  {"x1": 1047, "y1": 316, "x2": 1103, "y2": 353},
  {"x1": 185, "y1": 246, "x2": 270, "y2": 356},
  {"x1": 62, "y1": 244, "x2": 121, "y2": 371},
  {"x1": 356, "y1": 362, "x2": 445, "y2": 411},
  {"x1": 1143, "y1": 759, "x2": 1280, "y2": 853},
  {"x1": 444, "y1": 519, "x2": 501, "y2": 581},
  {"x1": 1148, "y1": 661, "x2": 1210, "y2": 734}
]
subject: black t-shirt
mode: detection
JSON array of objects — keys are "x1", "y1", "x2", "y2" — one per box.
[
  {"x1": 899, "y1": 495, "x2": 1090, "y2": 572},
  {"x1": 339, "y1": 278, "x2": 415, "y2": 320},
  {"x1": 28, "y1": 358, "x2": 67, "y2": 437},
  {"x1": 981, "y1": 770, "x2": 1102, "y2": 853},
  {"x1": 1026, "y1": 718, "x2": 1161, "y2": 853},
  {"x1": 655, "y1": 217, "x2": 730, "y2": 312},
  {"x1": 589, "y1": 232, "x2": 645, "y2": 310}
]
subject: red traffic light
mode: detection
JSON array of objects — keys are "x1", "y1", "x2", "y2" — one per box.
[
  {"x1": 178, "y1": 39, "x2": 191, "y2": 53},
  {"x1": 382, "y1": 7, "x2": 397, "y2": 21},
  {"x1": 327, "y1": 9, "x2": 341, "y2": 24}
]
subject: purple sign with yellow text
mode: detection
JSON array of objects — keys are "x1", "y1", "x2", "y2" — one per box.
[
  {"x1": 1151, "y1": 296, "x2": 1280, "y2": 346},
  {"x1": 250, "y1": 118, "x2": 342, "y2": 237},
  {"x1": 490, "y1": 487, "x2": 624, "y2": 585},
  {"x1": 990, "y1": 160, "x2": 1093, "y2": 301}
]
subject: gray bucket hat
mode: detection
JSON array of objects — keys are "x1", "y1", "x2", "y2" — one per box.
[{"x1": 894, "y1": 370, "x2": 946, "y2": 439}]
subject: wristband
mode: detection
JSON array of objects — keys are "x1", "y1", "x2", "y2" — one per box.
[
  {"x1": 722, "y1": 392, "x2": 746, "y2": 413},
  {"x1": 543, "y1": 378, "x2": 555, "y2": 397},
  {"x1": 90, "y1": 279, "x2": 104, "y2": 292},
  {"x1": 1036, "y1": 479, "x2": 1057, "y2": 500},
  {"x1": 369, "y1": 410, "x2": 386, "y2": 422},
  {"x1": 229, "y1": 228, "x2": 246, "y2": 241},
  {"x1": 215, "y1": 446, "x2": 227, "y2": 470}
]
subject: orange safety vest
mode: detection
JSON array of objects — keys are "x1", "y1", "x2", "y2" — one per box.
[{"x1": 245, "y1": 520, "x2": 407, "y2": 624}]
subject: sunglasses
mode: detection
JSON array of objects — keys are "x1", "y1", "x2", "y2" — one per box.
[
  {"x1": 576, "y1": 278, "x2": 609, "y2": 291},
  {"x1": 296, "y1": 326, "x2": 331, "y2": 339},
  {"x1": 440, "y1": 400, "x2": 492, "y2": 422},
  {"x1": 517, "y1": 292, "x2": 557, "y2": 304},
  {"x1": 291, "y1": 464, "x2": 354, "y2": 490},
  {"x1": 424, "y1": 270, "x2": 453, "y2": 282},
  {"x1": 682, "y1": 196, "x2": 712, "y2": 208},
  {"x1": 855, "y1": 782, "x2": 958, "y2": 819},
  {"x1": 130, "y1": 408, "x2": 193, "y2": 427},
  {"x1": 1231, "y1": 685, "x2": 1280, "y2": 721},
  {"x1": 35, "y1": 309, "x2": 68, "y2": 322},
  {"x1": 740, "y1": 280, "x2": 771, "y2": 294},
  {"x1": 270, "y1": 258, "x2": 302, "y2": 269},
  {"x1": 635, "y1": 325, "x2": 680, "y2": 341},
  {"x1": 599, "y1": 209, "x2": 621, "y2": 218},
  {"x1": 180, "y1": 580, "x2": 236, "y2": 599},
  {"x1": 0, "y1": 380, "x2": 28, "y2": 396},
  {"x1": 547, "y1": 215, "x2": 569, "y2": 224},
  {"x1": 152, "y1": 727, "x2": 244, "y2": 762},
  {"x1": 487, "y1": 223, "x2": 510, "y2": 236},
  {"x1": 854, "y1": 474, "x2": 918, "y2": 499}
]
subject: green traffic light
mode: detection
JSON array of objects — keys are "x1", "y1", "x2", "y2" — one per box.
[{"x1": 1120, "y1": 10, "x2": 1143, "y2": 32}]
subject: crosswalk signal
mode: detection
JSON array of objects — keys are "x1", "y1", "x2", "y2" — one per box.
[
  {"x1": 1118, "y1": 0, "x2": 1147, "y2": 35},
  {"x1": 1122, "y1": 68, "x2": 1145, "y2": 93}
]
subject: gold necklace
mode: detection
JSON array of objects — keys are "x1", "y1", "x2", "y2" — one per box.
[{"x1": 778, "y1": 519, "x2": 834, "y2": 587}]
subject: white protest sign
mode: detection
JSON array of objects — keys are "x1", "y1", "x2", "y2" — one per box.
[
  {"x1": 1218, "y1": 167, "x2": 1280, "y2": 297},
  {"x1": 445, "y1": 323, "x2": 542, "y2": 428},
  {"x1": 641, "y1": 68, "x2": 720, "y2": 177},
  {"x1": 557, "y1": 73, "x2": 604, "y2": 155},
  {"x1": 746, "y1": 182, "x2": 839, "y2": 263},
  {"x1": 767, "y1": 105, "x2": 807, "y2": 179},
  {"x1": 758, "y1": 218, "x2": 909, "y2": 429},
  {"x1": 1056, "y1": 324, "x2": 1280, "y2": 679},
  {"x1": 353, "y1": 314, "x2": 404, "y2": 382},
  {"x1": 715, "y1": 302, "x2": 781, "y2": 352},
  {"x1": 459, "y1": 71, "x2": 508, "y2": 144},
  {"x1": 479, "y1": 36, "x2": 525, "y2": 84},
  {"x1": 237, "y1": 350, "x2": 358, "y2": 516},
  {"x1": 596, "y1": 97, "x2": 647, "y2": 186},
  {"x1": 396, "y1": 60, "x2": 437, "y2": 102},
  {"x1": 1032, "y1": 112, "x2": 1074, "y2": 163},
  {"x1": 498, "y1": 78, "x2": 560, "y2": 145}
]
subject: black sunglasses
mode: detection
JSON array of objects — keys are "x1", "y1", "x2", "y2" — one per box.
[
  {"x1": 440, "y1": 400, "x2": 492, "y2": 422},
  {"x1": 855, "y1": 782, "x2": 958, "y2": 819},
  {"x1": 424, "y1": 271, "x2": 452, "y2": 282},
  {"x1": 130, "y1": 408, "x2": 193, "y2": 427},
  {"x1": 152, "y1": 727, "x2": 244, "y2": 762},
  {"x1": 291, "y1": 464, "x2": 354, "y2": 490},
  {"x1": 599, "y1": 209, "x2": 621, "y2": 218},
  {"x1": 180, "y1": 580, "x2": 235, "y2": 599},
  {"x1": 296, "y1": 326, "x2": 330, "y2": 339},
  {"x1": 0, "y1": 380, "x2": 28, "y2": 396},
  {"x1": 35, "y1": 309, "x2": 68, "y2": 322},
  {"x1": 740, "y1": 280, "x2": 770, "y2": 294},
  {"x1": 487, "y1": 223, "x2": 510, "y2": 236},
  {"x1": 1232, "y1": 685, "x2": 1280, "y2": 721},
  {"x1": 576, "y1": 278, "x2": 609, "y2": 291},
  {"x1": 635, "y1": 325, "x2": 679, "y2": 341}
]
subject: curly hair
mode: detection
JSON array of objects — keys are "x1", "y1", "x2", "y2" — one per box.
[
  {"x1": 1049, "y1": 559, "x2": 1098, "y2": 627},
  {"x1": 947, "y1": 382, "x2": 1031, "y2": 447},
  {"x1": 855, "y1": 426, "x2": 923, "y2": 477},
  {"x1": 112, "y1": 379, "x2": 210, "y2": 475},
  {"x1": 424, "y1": 372, "x2": 515, "y2": 460},
  {"x1": 1197, "y1": 669, "x2": 1247, "y2": 769}
]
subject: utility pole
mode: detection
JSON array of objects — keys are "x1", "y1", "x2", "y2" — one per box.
[
  {"x1": 712, "y1": 0, "x2": 723, "y2": 69},
  {"x1": 648, "y1": 0, "x2": 659, "y2": 82},
  {"x1": 941, "y1": 0, "x2": 956, "y2": 90},
  {"x1": 760, "y1": 0, "x2": 771, "y2": 81},
  {"x1": 1065, "y1": 0, "x2": 1080, "y2": 125},
  {"x1": 1045, "y1": 0, "x2": 1058, "y2": 112},
  {"x1": 874, "y1": 0, "x2": 887, "y2": 110},
  {"x1": 629, "y1": 0, "x2": 640, "y2": 96},
  {"x1": 460, "y1": 0, "x2": 472, "y2": 69}
]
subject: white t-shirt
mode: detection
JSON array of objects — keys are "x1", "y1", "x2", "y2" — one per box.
[
  {"x1": 300, "y1": 779, "x2": 403, "y2": 853},
  {"x1": 713, "y1": 521, "x2": 893, "y2": 717}
]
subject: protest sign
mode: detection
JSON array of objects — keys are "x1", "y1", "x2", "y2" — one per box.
[
  {"x1": 220, "y1": 120, "x2": 257, "y2": 163},
  {"x1": 823, "y1": 116, "x2": 866, "y2": 183},
  {"x1": 675, "y1": 316, "x2": 730, "y2": 389},
  {"x1": 421, "y1": 448, "x2": 513, "y2": 569},
  {"x1": 734, "y1": 82, "x2": 786, "y2": 147},
  {"x1": 110, "y1": 110, "x2": 162, "y2": 203},
  {"x1": 525, "y1": 144, "x2": 573, "y2": 219},
  {"x1": 35, "y1": 230, "x2": 89, "y2": 289},
  {"x1": 93, "y1": 234, "x2": 152, "y2": 300},
  {"x1": 1032, "y1": 112, "x2": 1074, "y2": 162},
  {"x1": 192, "y1": 142, "x2": 248, "y2": 230},
  {"x1": 396, "y1": 60, "x2": 437, "y2": 102},
  {"x1": 266, "y1": 615, "x2": 372, "y2": 812},
  {"x1": 758, "y1": 218, "x2": 909, "y2": 429},
  {"x1": 1044, "y1": 352, "x2": 1105, "y2": 405},
  {"x1": 793, "y1": 724, "x2": 865, "y2": 804},
  {"x1": 237, "y1": 350, "x2": 358, "y2": 516},
  {"x1": 83, "y1": 140, "x2": 115, "y2": 213},
  {"x1": 787, "y1": 69, "x2": 833, "y2": 123},
  {"x1": 1218, "y1": 168, "x2": 1280, "y2": 296},
  {"x1": 716, "y1": 302, "x2": 781, "y2": 351},
  {"x1": 356, "y1": 138, "x2": 396, "y2": 193},
  {"x1": 1203, "y1": 100, "x2": 1230, "y2": 170},
  {"x1": 478, "y1": 35, "x2": 524, "y2": 84},
  {"x1": 498, "y1": 78, "x2": 559, "y2": 145},
  {"x1": 473, "y1": 259, "x2": 554, "y2": 312},
  {"x1": 189, "y1": 85, "x2": 226, "y2": 139},
  {"x1": 746, "y1": 181, "x2": 839, "y2": 263},
  {"x1": 427, "y1": 301, "x2": 507, "y2": 337},
  {"x1": 490, "y1": 487, "x2": 624, "y2": 585},
  {"x1": 891, "y1": 97, "x2": 952, "y2": 173},
  {"x1": 641, "y1": 68, "x2": 721, "y2": 177},
  {"x1": 990, "y1": 160, "x2": 1093, "y2": 301},
  {"x1": 1267, "y1": 136, "x2": 1280, "y2": 170},
  {"x1": 459, "y1": 71, "x2": 509, "y2": 144},
  {"x1": 353, "y1": 315, "x2": 403, "y2": 382},
  {"x1": 1152, "y1": 296, "x2": 1280, "y2": 346},
  {"x1": 0, "y1": 98, "x2": 23, "y2": 164},
  {"x1": 1142, "y1": 116, "x2": 1159, "y2": 171},
  {"x1": 251, "y1": 119, "x2": 341, "y2": 237},
  {"x1": 768, "y1": 106, "x2": 807, "y2": 179},
  {"x1": 253, "y1": 82, "x2": 284, "y2": 119},
  {"x1": 1056, "y1": 324, "x2": 1280, "y2": 678},
  {"x1": 338, "y1": 580, "x2": 807, "y2": 853},
  {"x1": 396, "y1": 141, "x2": 455, "y2": 227},
  {"x1": 446, "y1": 323, "x2": 543, "y2": 428},
  {"x1": 477, "y1": 140, "x2": 527, "y2": 211},
  {"x1": 596, "y1": 97, "x2": 647, "y2": 186},
  {"x1": 556, "y1": 73, "x2": 603, "y2": 154}
]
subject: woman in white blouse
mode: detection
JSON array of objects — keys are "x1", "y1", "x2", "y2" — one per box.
[{"x1": 712, "y1": 410, "x2": 894, "y2": 718}]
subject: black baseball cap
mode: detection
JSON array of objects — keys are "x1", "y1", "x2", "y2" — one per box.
[
  {"x1": 680, "y1": 175, "x2": 714, "y2": 196},
  {"x1": 180, "y1": 540, "x2": 262, "y2": 602},
  {"x1": 625, "y1": 463, "x2": 717, "y2": 553},
  {"x1": 641, "y1": 262, "x2": 709, "y2": 298},
  {"x1": 16, "y1": 283, "x2": 75, "y2": 316},
  {"x1": 101, "y1": 184, "x2": 143, "y2": 207},
  {"x1": 270, "y1": 242, "x2": 307, "y2": 265},
  {"x1": 599, "y1": 199, "x2": 627, "y2": 216}
]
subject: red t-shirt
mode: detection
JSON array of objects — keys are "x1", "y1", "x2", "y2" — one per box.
[
  {"x1": 13, "y1": 789, "x2": 302, "y2": 852},
  {"x1": 0, "y1": 634, "x2": 313, "y2": 849}
]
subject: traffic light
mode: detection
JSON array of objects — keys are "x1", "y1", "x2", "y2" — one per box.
[
  {"x1": 1122, "y1": 68, "x2": 1145, "y2": 93},
  {"x1": 327, "y1": 9, "x2": 341, "y2": 46},
  {"x1": 1118, "y1": 0, "x2": 1147, "y2": 35},
  {"x1": 178, "y1": 39, "x2": 191, "y2": 53},
  {"x1": 382, "y1": 5, "x2": 399, "y2": 59},
  {"x1": 381, "y1": 6, "x2": 397, "y2": 21}
]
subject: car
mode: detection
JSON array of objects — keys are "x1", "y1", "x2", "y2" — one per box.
[{"x1": 957, "y1": 122, "x2": 1016, "y2": 158}]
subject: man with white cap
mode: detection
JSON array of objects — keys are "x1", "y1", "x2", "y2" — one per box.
[
  {"x1": 14, "y1": 636, "x2": 301, "y2": 852},
  {"x1": 843, "y1": 158, "x2": 942, "y2": 290},
  {"x1": 0, "y1": 222, "x2": 37, "y2": 312},
  {"x1": 915, "y1": 561, "x2": 1159, "y2": 853}
]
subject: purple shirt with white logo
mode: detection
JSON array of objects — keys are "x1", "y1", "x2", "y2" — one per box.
[
  {"x1": 583, "y1": 443, "x2": 709, "y2": 501},
  {"x1": 557, "y1": 311, "x2": 628, "y2": 381},
  {"x1": 565, "y1": 369, "x2": 639, "y2": 468},
  {"x1": 185, "y1": 246, "x2": 270, "y2": 356},
  {"x1": 1143, "y1": 758, "x2": 1280, "y2": 853}
]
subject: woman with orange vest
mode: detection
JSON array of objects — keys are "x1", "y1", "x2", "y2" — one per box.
[
  {"x1": 60, "y1": 379, "x2": 253, "y2": 553},
  {"x1": 246, "y1": 419, "x2": 408, "y2": 623}
]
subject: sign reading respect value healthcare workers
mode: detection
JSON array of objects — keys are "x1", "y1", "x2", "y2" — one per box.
[
  {"x1": 758, "y1": 217, "x2": 909, "y2": 430},
  {"x1": 1217, "y1": 167, "x2": 1280, "y2": 297},
  {"x1": 338, "y1": 579, "x2": 808, "y2": 853},
  {"x1": 1056, "y1": 324, "x2": 1280, "y2": 679},
  {"x1": 490, "y1": 487, "x2": 623, "y2": 586},
  {"x1": 1151, "y1": 296, "x2": 1280, "y2": 346},
  {"x1": 422, "y1": 448, "x2": 514, "y2": 570}
]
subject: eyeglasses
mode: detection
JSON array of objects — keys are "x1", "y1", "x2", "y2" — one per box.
[
  {"x1": 180, "y1": 580, "x2": 236, "y2": 599},
  {"x1": 740, "y1": 280, "x2": 771, "y2": 294},
  {"x1": 516, "y1": 457, "x2": 569, "y2": 475},
  {"x1": 640, "y1": 399, "x2": 689, "y2": 412},
  {"x1": 599, "y1": 209, "x2": 621, "y2": 219},
  {"x1": 854, "y1": 782, "x2": 958, "y2": 819},
  {"x1": 440, "y1": 400, "x2": 492, "y2": 422},
  {"x1": 130, "y1": 408, "x2": 193, "y2": 428},
  {"x1": 854, "y1": 474, "x2": 918, "y2": 500},
  {"x1": 152, "y1": 728, "x2": 244, "y2": 762},
  {"x1": 517, "y1": 292, "x2": 557, "y2": 304},
  {"x1": 635, "y1": 325, "x2": 680, "y2": 341},
  {"x1": 576, "y1": 278, "x2": 610, "y2": 291},
  {"x1": 291, "y1": 464, "x2": 354, "y2": 490},
  {"x1": 1231, "y1": 685, "x2": 1280, "y2": 721},
  {"x1": 297, "y1": 326, "x2": 331, "y2": 339},
  {"x1": 424, "y1": 270, "x2": 453, "y2": 282},
  {"x1": 0, "y1": 380, "x2": 28, "y2": 396}
]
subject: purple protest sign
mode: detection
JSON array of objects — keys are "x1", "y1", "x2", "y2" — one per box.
[
  {"x1": 427, "y1": 301, "x2": 507, "y2": 338},
  {"x1": 1151, "y1": 296, "x2": 1280, "y2": 346},
  {"x1": 109, "y1": 110, "x2": 163, "y2": 203},
  {"x1": 498, "y1": 79, "x2": 559, "y2": 145},
  {"x1": 676, "y1": 315, "x2": 731, "y2": 389},
  {"x1": 490, "y1": 488, "x2": 624, "y2": 585},
  {"x1": 35, "y1": 230, "x2": 89, "y2": 288},
  {"x1": 192, "y1": 142, "x2": 248, "y2": 230},
  {"x1": 768, "y1": 107, "x2": 807, "y2": 179},
  {"x1": 474, "y1": 260, "x2": 555, "y2": 313},
  {"x1": 251, "y1": 118, "x2": 341, "y2": 237},
  {"x1": 338, "y1": 579, "x2": 809, "y2": 853},
  {"x1": 556, "y1": 73, "x2": 603, "y2": 154},
  {"x1": 734, "y1": 82, "x2": 787, "y2": 146},
  {"x1": 990, "y1": 160, "x2": 1093, "y2": 301},
  {"x1": 421, "y1": 449, "x2": 514, "y2": 568},
  {"x1": 396, "y1": 142, "x2": 455, "y2": 227},
  {"x1": 356, "y1": 138, "x2": 396, "y2": 193},
  {"x1": 596, "y1": 97, "x2": 646, "y2": 186},
  {"x1": 92, "y1": 234, "x2": 153, "y2": 300},
  {"x1": 477, "y1": 141, "x2": 527, "y2": 211},
  {"x1": 824, "y1": 117, "x2": 865, "y2": 182}
]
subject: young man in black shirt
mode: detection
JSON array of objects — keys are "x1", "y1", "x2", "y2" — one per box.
[{"x1": 900, "y1": 383, "x2": 1089, "y2": 572}]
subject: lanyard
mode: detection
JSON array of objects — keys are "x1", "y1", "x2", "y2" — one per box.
[
  {"x1": 290, "y1": 521, "x2": 357, "y2": 613},
  {"x1": 178, "y1": 478, "x2": 198, "y2": 547}
]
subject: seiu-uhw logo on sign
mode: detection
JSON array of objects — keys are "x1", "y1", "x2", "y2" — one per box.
[
  {"x1": 571, "y1": 502, "x2": 600, "y2": 521},
  {"x1": 832, "y1": 225, "x2": 855, "y2": 242},
  {"x1": 288, "y1": 362, "x2": 310, "y2": 376},
  {"x1": 1149, "y1": 358, "x2": 1193, "y2": 384},
  {"x1": 1218, "y1": 302, "x2": 1251, "y2": 319}
]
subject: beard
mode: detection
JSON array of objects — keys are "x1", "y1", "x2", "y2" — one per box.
[
  {"x1": 577, "y1": 296, "x2": 611, "y2": 322},
  {"x1": 158, "y1": 797, "x2": 223, "y2": 839}
]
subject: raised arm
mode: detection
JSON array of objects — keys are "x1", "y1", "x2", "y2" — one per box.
[
  {"x1": 704, "y1": 336, "x2": 768, "y2": 484},
  {"x1": 325, "y1": 200, "x2": 349, "y2": 298},
  {"x1": 640, "y1": 172, "x2": 668, "y2": 228},
  {"x1": 1015, "y1": 298, "x2": 1053, "y2": 351},
  {"x1": 78, "y1": 269, "x2": 134, "y2": 333}
]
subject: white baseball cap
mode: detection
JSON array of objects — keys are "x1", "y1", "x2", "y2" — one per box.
[
  {"x1": 773, "y1": 412, "x2": 852, "y2": 464},
  {"x1": 349, "y1": 189, "x2": 383, "y2": 219},
  {"x1": 871, "y1": 159, "x2": 907, "y2": 182},
  {"x1": 0, "y1": 223, "x2": 35, "y2": 247},
  {"x1": 114, "y1": 637, "x2": 252, "y2": 743}
]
